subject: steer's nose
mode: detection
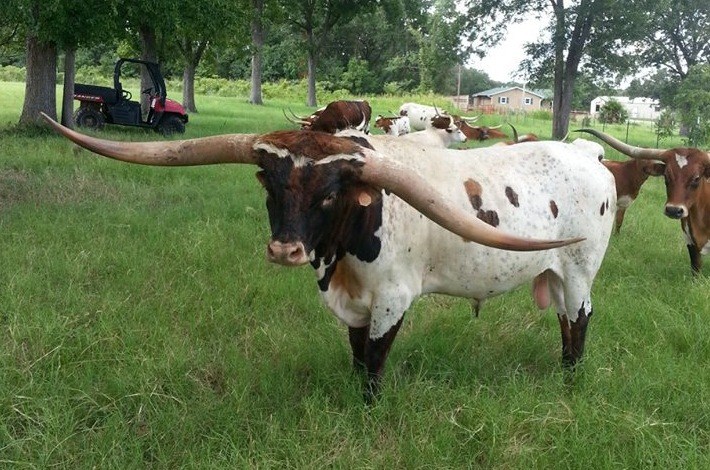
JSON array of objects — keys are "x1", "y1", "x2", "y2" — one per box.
[
  {"x1": 267, "y1": 240, "x2": 308, "y2": 266},
  {"x1": 664, "y1": 205, "x2": 686, "y2": 219}
]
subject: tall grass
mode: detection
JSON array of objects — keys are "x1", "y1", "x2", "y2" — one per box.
[{"x1": 0, "y1": 82, "x2": 708, "y2": 468}]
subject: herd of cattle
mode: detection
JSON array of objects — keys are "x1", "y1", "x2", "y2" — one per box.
[{"x1": 40, "y1": 96, "x2": 709, "y2": 401}]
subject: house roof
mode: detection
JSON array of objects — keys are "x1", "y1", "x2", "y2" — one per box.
[
  {"x1": 592, "y1": 96, "x2": 659, "y2": 105},
  {"x1": 472, "y1": 86, "x2": 551, "y2": 99}
]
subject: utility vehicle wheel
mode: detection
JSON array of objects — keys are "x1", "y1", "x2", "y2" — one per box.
[
  {"x1": 157, "y1": 115, "x2": 185, "y2": 136},
  {"x1": 74, "y1": 106, "x2": 105, "y2": 130}
]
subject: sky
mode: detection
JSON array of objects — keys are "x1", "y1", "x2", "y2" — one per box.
[{"x1": 466, "y1": 17, "x2": 549, "y2": 84}]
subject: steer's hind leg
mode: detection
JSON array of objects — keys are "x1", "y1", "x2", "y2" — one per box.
[{"x1": 549, "y1": 276, "x2": 593, "y2": 371}]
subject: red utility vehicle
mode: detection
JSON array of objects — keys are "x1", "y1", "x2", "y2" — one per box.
[{"x1": 73, "y1": 58, "x2": 188, "y2": 135}]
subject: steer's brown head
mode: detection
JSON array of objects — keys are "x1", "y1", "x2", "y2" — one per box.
[
  {"x1": 454, "y1": 118, "x2": 507, "y2": 141},
  {"x1": 577, "y1": 128, "x2": 710, "y2": 219},
  {"x1": 252, "y1": 131, "x2": 381, "y2": 266},
  {"x1": 41, "y1": 113, "x2": 586, "y2": 268}
]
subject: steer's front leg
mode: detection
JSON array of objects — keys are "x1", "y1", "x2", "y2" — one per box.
[
  {"x1": 688, "y1": 244, "x2": 702, "y2": 275},
  {"x1": 363, "y1": 316, "x2": 405, "y2": 403},
  {"x1": 348, "y1": 326, "x2": 369, "y2": 371}
]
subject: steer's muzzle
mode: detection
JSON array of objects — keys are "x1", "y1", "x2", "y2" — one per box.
[
  {"x1": 267, "y1": 240, "x2": 309, "y2": 266},
  {"x1": 664, "y1": 204, "x2": 687, "y2": 219}
]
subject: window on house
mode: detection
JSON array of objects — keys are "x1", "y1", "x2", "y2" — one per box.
[
  {"x1": 498, "y1": 96, "x2": 509, "y2": 104},
  {"x1": 595, "y1": 104, "x2": 601, "y2": 112},
  {"x1": 524, "y1": 97, "x2": 533, "y2": 105}
]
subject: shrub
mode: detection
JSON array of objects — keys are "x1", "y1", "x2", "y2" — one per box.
[
  {"x1": 655, "y1": 110, "x2": 676, "y2": 142},
  {"x1": 599, "y1": 99, "x2": 628, "y2": 124},
  {"x1": 0, "y1": 65, "x2": 26, "y2": 82}
]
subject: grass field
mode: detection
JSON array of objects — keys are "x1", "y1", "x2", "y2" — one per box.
[{"x1": 0, "y1": 81, "x2": 708, "y2": 468}]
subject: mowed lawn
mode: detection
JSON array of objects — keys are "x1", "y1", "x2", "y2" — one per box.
[{"x1": 0, "y1": 81, "x2": 708, "y2": 468}]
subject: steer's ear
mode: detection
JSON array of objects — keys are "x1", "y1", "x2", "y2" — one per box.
[{"x1": 645, "y1": 162, "x2": 666, "y2": 176}]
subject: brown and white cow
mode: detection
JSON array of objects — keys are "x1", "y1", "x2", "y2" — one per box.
[
  {"x1": 601, "y1": 159, "x2": 664, "y2": 233},
  {"x1": 42, "y1": 113, "x2": 615, "y2": 401},
  {"x1": 374, "y1": 114, "x2": 411, "y2": 136},
  {"x1": 454, "y1": 118, "x2": 508, "y2": 142},
  {"x1": 287, "y1": 100, "x2": 371, "y2": 134},
  {"x1": 578, "y1": 128, "x2": 710, "y2": 274}
]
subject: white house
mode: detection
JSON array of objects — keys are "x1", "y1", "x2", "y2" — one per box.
[{"x1": 590, "y1": 96, "x2": 662, "y2": 121}]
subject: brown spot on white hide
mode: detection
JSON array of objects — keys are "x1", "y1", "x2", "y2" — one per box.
[
  {"x1": 477, "y1": 209, "x2": 499, "y2": 227},
  {"x1": 329, "y1": 261, "x2": 362, "y2": 299},
  {"x1": 505, "y1": 186, "x2": 520, "y2": 207},
  {"x1": 550, "y1": 200, "x2": 559, "y2": 218},
  {"x1": 464, "y1": 179, "x2": 483, "y2": 210}
]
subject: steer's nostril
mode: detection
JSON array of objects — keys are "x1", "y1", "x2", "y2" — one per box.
[{"x1": 664, "y1": 205, "x2": 684, "y2": 219}]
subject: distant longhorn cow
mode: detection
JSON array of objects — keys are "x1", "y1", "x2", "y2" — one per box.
[
  {"x1": 43, "y1": 113, "x2": 615, "y2": 402},
  {"x1": 401, "y1": 114, "x2": 467, "y2": 147},
  {"x1": 454, "y1": 118, "x2": 508, "y2": 141},
  {"x1": 601, "y1": 159, "x2": 664, "y2": 233},
  {"x1": 578, "y1": 128, "x2": 709, "y2": 274},
  {"x1": 374, "y1": 114, "x2": 411, "y2": 136},
  {"x1": 398, "y1": 103, "x2": 478, "y2": 132},
  {"x1": 287, "y1": 100, "x2": 371, "y2": 134}
]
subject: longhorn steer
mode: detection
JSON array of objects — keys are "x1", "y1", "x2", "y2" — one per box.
[
  {"x1": 398, "y1": 103, "x2": 478, "y2": 132},
  {"x1": 601, "y1": 159, "x2": 664, "y2": 233},
  {"x1": 43, "y1": 113, "x2": 615, "y2": 401},
  {"x1": 400, "y1": 114, "x2": 466, "y2": 147},
  {"x1": 578, "y1": 128, "x2": 709, "y2": 273},
  {"x1": 288, "y1": 100, "x2": 371, "y2": 134},
  {"x1": 454, "y1": 117, "x2": 508, "y2": 141},
  {"x1": 374, "y1": 114, "x2": 411, "y2": 136}
]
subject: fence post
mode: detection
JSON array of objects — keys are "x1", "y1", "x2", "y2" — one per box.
[{"x1": 625, "y1": 120, "x2": 630, "y2": 143}]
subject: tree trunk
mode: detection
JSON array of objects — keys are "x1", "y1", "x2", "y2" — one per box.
[
  {"x1": 20, "y1": 34, "x2": 57, "y2": 125},
  {"x1": 551, "y1": 1, "x2": 567, "y2": 139},
  {"x1": 249, "y1": 0, "x2": 265, "y2": 105},
  {"x1": 61, "y1": 47, "x2": 76, "y2": 128},
  {"x1": 139, "y1": 25, "x2": 158, "y2": 117},
  {"x1": 182, "y1": 63, "x2": 197, "y2": 112},
  {"x1": 306, "y1": 52, "x2": 317, "y2": 107}
]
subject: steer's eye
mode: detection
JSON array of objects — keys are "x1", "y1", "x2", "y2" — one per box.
[
  {"x1": 690, "y1": 175, "x2": 701, "y2": 189},
  {"x1": 446, "y1": 129, "x2": 452, "y2": 133},
  {"x1": 321, "y1": 192, "x2": 337, "y2": 207}
]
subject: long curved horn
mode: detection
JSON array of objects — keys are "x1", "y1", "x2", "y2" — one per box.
[
  {"x1": 358, "y1": 150, "x2": 584, "y2": 251},
  {"x1": 283, "y1": 109, "x2": 310, "y2": 126},
  {"x1": 488, "y1": 124, "x2": 503, "y2": 130},
  {"x1": 575, "y1": 128, "x2": 667, "y2": 160},
  {"x1": 41, "y1": 113, "x2": 258, "y2": 165},
  {"x1": 288, "y1": 108, "x2": 310, "y2": 121},
  {"x1": 461, "y1": 115, "x2": 480, "y2": 122},
  {"x1": 508, "y1": 123, "x2": 519, "y2": 142},
  {"x1": 433, "y1": 105, "x2": 442, "y2": 117}
]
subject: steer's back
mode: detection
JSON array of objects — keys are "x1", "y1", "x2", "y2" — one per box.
[{"x1": 352, "y1": 139, "x2": 616, "y2": 300}]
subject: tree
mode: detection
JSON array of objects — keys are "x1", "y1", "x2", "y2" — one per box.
[
  {"x1": 466, "y1": 0, "x2": 649, "y2": 139},
  {"x1": 278, "y1": 0, "x2": 375, "y2": 106},
  {"x1": 417, "y1": 0, "x2": 466, "y2": 93},
  {"x1": 0, "y1": 0, "x2": 114, "y2": 126},
  {"x1": 636, "y1": 0, "x2": 710, "y2": 80},
  {"x1": 674, "y1": 64, "x2": 710, "y2": 146},
  {"x1": 249, "y1": 0, "x2": 266, "y2": 105},
  {"x1": 174, "y1": 0, "x2": 248, "y2": 112},
  {"x1": 122, "y1": 0, "x2": 180, "y2": 114}
]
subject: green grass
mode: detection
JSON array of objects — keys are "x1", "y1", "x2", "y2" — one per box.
[{"x1": 0, "y1": 81, "x2": 708, "y2": 468}]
